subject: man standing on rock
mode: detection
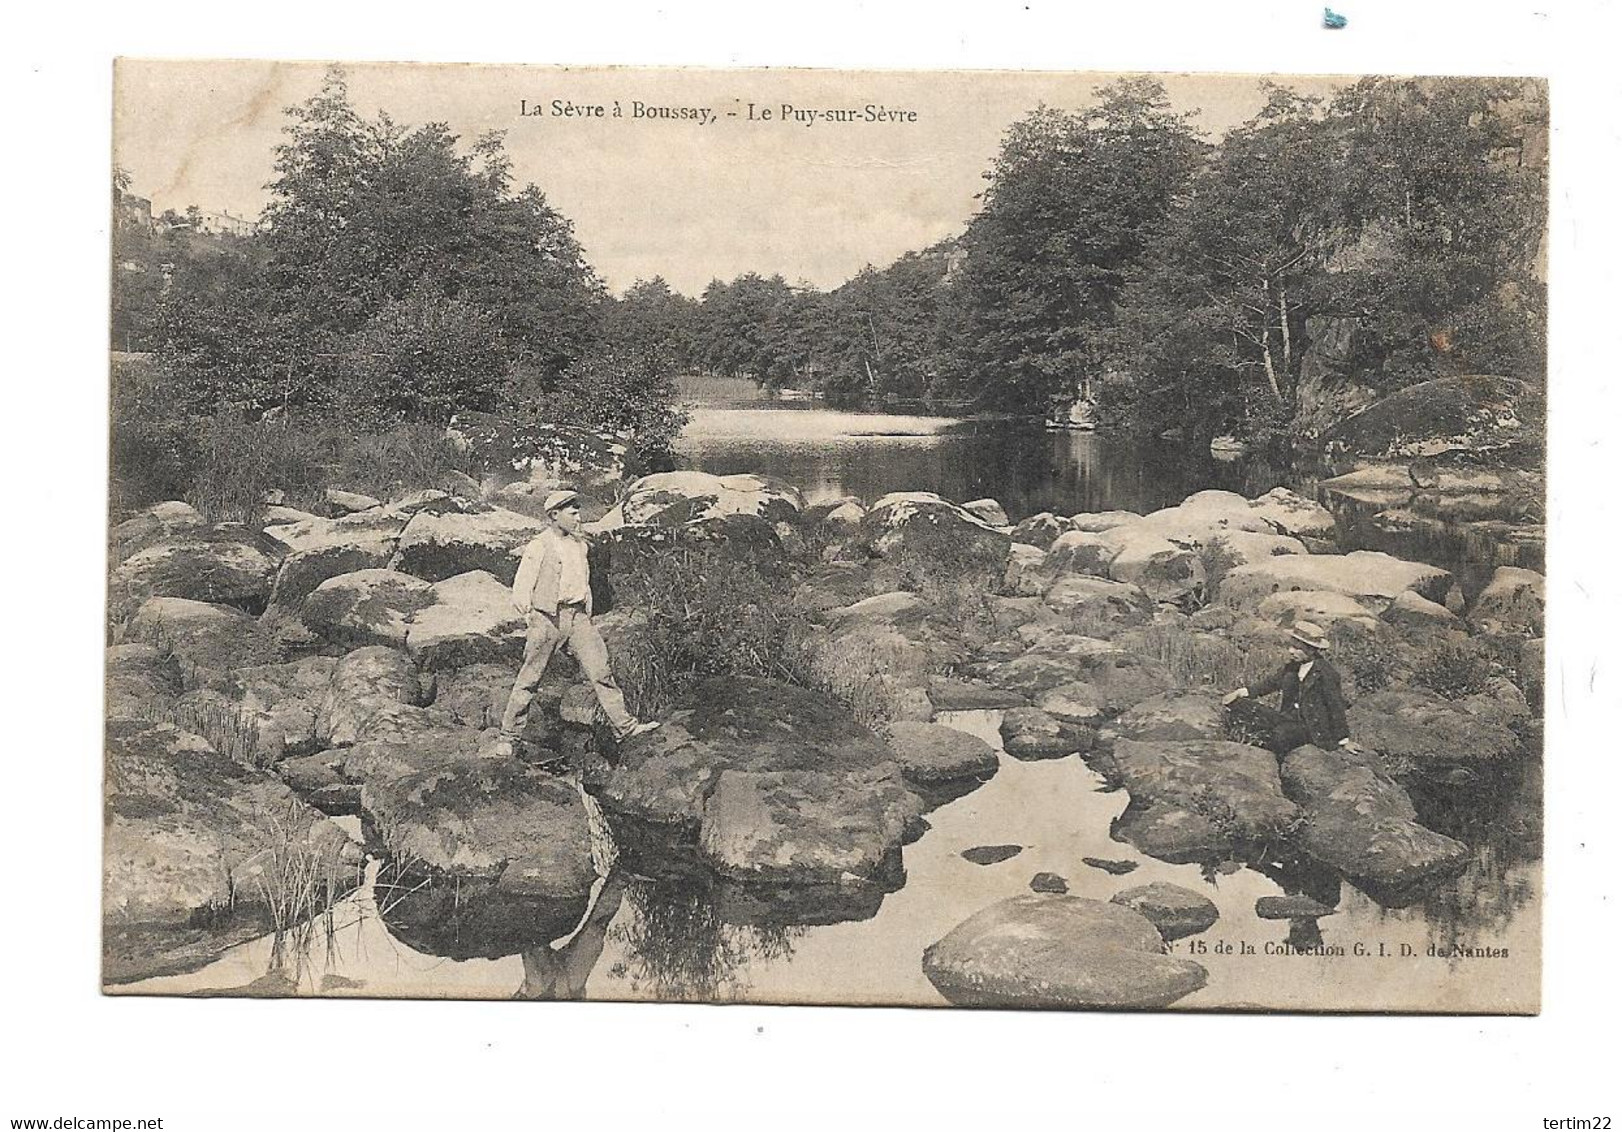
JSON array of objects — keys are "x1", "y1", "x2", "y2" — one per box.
[
  {"x1": 1222, "y1": 621, "x2": 1353, "y2": 755},
  {"x1": 490, "y1": 489, "x2": 658, "y2": 760}
]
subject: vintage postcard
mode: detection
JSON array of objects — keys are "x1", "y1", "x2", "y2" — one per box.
[{"x1": 106, "y1": 60, "x2": 1546, "y2": 1011}]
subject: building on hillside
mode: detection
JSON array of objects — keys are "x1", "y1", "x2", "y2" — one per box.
[{"x1": 195, "y1": 209, "x2": 256, "y2": 237}]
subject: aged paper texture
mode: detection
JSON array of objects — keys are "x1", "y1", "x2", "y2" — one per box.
[{"x1": 106, "y1": 60, "x2": 1546, "y2": 1012}]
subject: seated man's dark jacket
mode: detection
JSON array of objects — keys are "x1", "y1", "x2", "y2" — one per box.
[{"x1": 1250, "y1": 657, "x2": 1350, "y2": 749}]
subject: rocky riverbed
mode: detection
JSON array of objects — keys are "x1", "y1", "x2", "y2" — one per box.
[{"x1": 103, "y1": 435, "x2": 1544, "y2": 1010}]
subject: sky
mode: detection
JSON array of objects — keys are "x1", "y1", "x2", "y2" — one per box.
[{"x1": 114, "y1": 61, "x2": 1345, "y2": 296}]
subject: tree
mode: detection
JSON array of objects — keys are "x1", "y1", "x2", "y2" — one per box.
[
  {"x1": 156, "y1": 65, "x2": 617, "y2": 425},
  {"x1": 608, "y1": 277, "x2": 700, "y2": 371},
  {"x1": 1324, "y1": 77, "x2": 1547, "y2": 389},
  {"x1": 1109, "y1": 77, "x2": 1547, "y2": 443},
  {"x1": 691, "y1": 273, "x2": 798, "y2": 382},
  {"x1": 1108, "y1": 84, "x2": 1339, "y2": 441},
  {"x1": 342, "y1": 282, "x2": 509, "y2": 424},
  {"x1": 951, "y1": 80, "x2": 1206, "y2": 412}
]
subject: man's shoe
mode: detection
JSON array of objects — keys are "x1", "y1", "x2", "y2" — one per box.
[{"x1": 620, "y1": 720, "x2": 661, "y2": 740}]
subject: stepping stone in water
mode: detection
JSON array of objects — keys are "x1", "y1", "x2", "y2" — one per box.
[
  {"x1": 1111, "y1": 882, "x2": 1221, "y2": 942},
  {"x1": 1083, "y1": 857, "x2": 1139, "y2": 876},
  {"x1": 1030, "y1": 871, "x2": 1070, "y2": 894},
  {"x1": 1256, "y1": 894, "x2": 1338, "y2": 920},
  {"x1": 961, "y1": 844, "x2": 1024, "y2": 866}
]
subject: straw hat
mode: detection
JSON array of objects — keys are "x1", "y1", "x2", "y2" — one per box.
[{"x1": 1291, "y1": 621, "x2": 1330, "y2": 651}]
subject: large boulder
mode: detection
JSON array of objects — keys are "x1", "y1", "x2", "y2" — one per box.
[
  {"x1": 264, "y1": 527, "x2": 400, "y2": 617},
  {"x1": 404, "y1": 570, "x2": 527, "y2": 670},
  {"x1": 1011, "y1": 512, "x2": 1073, "y2": 550},
  {"x1": 883, "y1": 721, "x2": 999, "y2": 787},
  {"x1": 1106, "y1": 739, "x2": 1300, "y2": 861},
  {"x1": 1042, "y1": 530, "x2": 1117, "y2": 578},
  {"x1": 1217, "y1": 551, "x2": 1452, "y2": 611},
  {"x1": 1043, "y1": 576, "x2": 1154, "y2": 631},
  {"x1": 389, "y1": 508, "x2": 547, "y2": 585},
  {"x1": 1099, "y1": 531, "x2": 1203, "y2": 604},
  {"x1": 926, "y1": 677, "x2": 1029, "y2": 712},
  {"x1": 1079, "y1": 653, "x2": 1177, "y2": 714},
  {"x1": 125, "y1": 597, "x2": 276, "y2": 680},
  {"x1": 1000, "y1": 707, "x2": 1091, "y2": 760},
  {"x1": 1383, "y1": 590, "x2": 1464, "y2": 633},
  {"x1": 299, "y1": 569, "x2": 437, "y2": 650},
  {"x1": 216, "y1": 656, "x2": 340, "y2": 761},
  {"x1": 1319, "y1": 375, "x2": 1544, "y2": 466},
  {"x1": 1256, "y1": 590, "x2": 1381, "y2": 633},
  {"x1": 1082, "y1": 491, "x2": 1316, "y2": 603},
  {"x1": 596, "y1": 678, "x2": 920, "y2": 887},
  {"x1": 363, "y1": 759, "x2": 595, "y2": 902},
  {"x1": 601, "y1": 513, "x2": 788, "y2": 582},
  {"x1": 1347, "y1": 687, "x2": 1525, "y2": 765},
  {"x1": 327, "y1": 715, "x2": 486, "y2": 790},
  {"x1": 1004, "y1": 543, "x2": 1051, "y2": 596},
  {"x1": 109, "y1": 501, "x2": 206, "y2": 564},
  {"x1": 1467, "y1": 566, "x2": 1545, "y2": 637},
  {"x1": 430, "y1": 661, "x2": 524, "y2": 731},
  {"x1": 105, "y1": 643, "x2": 182, "y2": 717},
  {"x1": 859, "y1": 492, "x2": 1011, "y2": 577},
  {"x1": 313, "y1": 646, "x2": 428, "y2": 748},
  {"x1": 1114, "y1": 690, "x2": 1227, "y2": 742},
  {"x1": 1209, "y1": 531, "x2": 1309, "y2": 567},
  {"x1": 102, "y1": 719, "x2": 355, "y2": 983},
  {"x1": 1110, "y1": 883, "x2": 1221, "y2": 941},
  {"x1": 1247, "y1": 487, "x2": 1337, "y2": 542},
  {"x1": 792, "y1": 562, "x2": 877, "y2": 617},
  {"x1": 803, "y1": 496, "x2": 868, "y2": 527},
  {"x1": 961, "y1": 498, "x2": 1010, "y2": 527},
  {"x1": 110, "y1": 528, "x2": 285, "y2": 618},
  {"x1": 261, "y1": 508, "x2": 410, "y2": 554},
  {"x1": 321, "y1": 488, "x2": 382, "y2": 516},
  {"x1": 1070, "y1": 510, "x2": 1141, "y2": 533},
  {"x1": 1280, "y1": 744, "x2": 1469, "y2": 899},
  {"x1": 1036, "y1": 681, "x2": 1108, "y2": 726},
  {"x1": 922, "y1": 894, "x2": 1208, "y2": 1009},
  {"x1": 614, "y1": 470, "x2": 803, "y2": 527},
  {"x1": 698, "y1": 767, "x2": 923, "y2": 887},
  {"x1": 985, "y1": 652, "x2": 1092, "y2": 699}
]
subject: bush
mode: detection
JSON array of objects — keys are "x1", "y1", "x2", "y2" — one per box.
[
  {"x1": 140, "y1": 697, "x2": 268, "y2": 769},
  {"x1": 109, "y1": 392, "x2": 481, "y2": 525},
  {"x1": 612, "y1": 546, "x2": 814, "y2": 718},
  {"x1": 1329, "y1": 621, "x2": 1393, "y2": 695},
  {"x1": 1411, "y1": 638, "x2": 1498, "y2": 699},
  {"x1": 1119, "y1": 622, "x2": 1258, "y2": 690},
  {"x1": 1194, "y1": 540, "x2": 1242, "y2": 606},
  {"x1": 803, "y1": 629, "x2": 934, "y2": 730},
  {"x1": 182, "y1": 411, "x2": 331, "y2": 524}
]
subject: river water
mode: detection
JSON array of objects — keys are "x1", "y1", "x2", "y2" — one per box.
[
  {"x1": 118, "y1": 711, "x2": 1539, "y2": 1009},
  {"x1": 112, "y1": 406, "x2": 1541, "y2": 1008},
  {"x1": 675, "y1": 404, "x2": 1544, "y2": 597},
  {"x1": 675, "y1": 405, "x2": 1275, "y2": 519}
]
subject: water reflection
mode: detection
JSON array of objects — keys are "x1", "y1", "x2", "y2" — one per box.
[
  {"x1": 677, "y1": 410, "x2": 1279, "y2": 520},
  {"x1": 516, "y1": 874, "x2": 626, "y2": 1000},
  {"x1": 605, "y1": 873, "x2": 807, "y2": 1002}
]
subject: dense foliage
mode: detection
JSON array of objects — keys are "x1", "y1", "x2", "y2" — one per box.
[
  {"x1": 623, "y1": 77, "x2": 1546, "y2": 441},
  {"x1": 119, "y1": 67, "x2": 684, "y2": 453},
  {"x1": 114, "y1": 73, "x2": 1547, "y2": 493}
]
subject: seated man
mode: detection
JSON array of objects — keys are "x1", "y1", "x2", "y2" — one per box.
[{"x1": 1223, "y1": 621, "x2": 1353, "y2": 755}]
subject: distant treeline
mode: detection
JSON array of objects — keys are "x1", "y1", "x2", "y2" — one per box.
[
  {"x1": 629, "y1": 77, "x2": 1547, "y2": 447},
  {"x1": 113, "y1": 70, "x2": 1546, "y2": 455}
]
